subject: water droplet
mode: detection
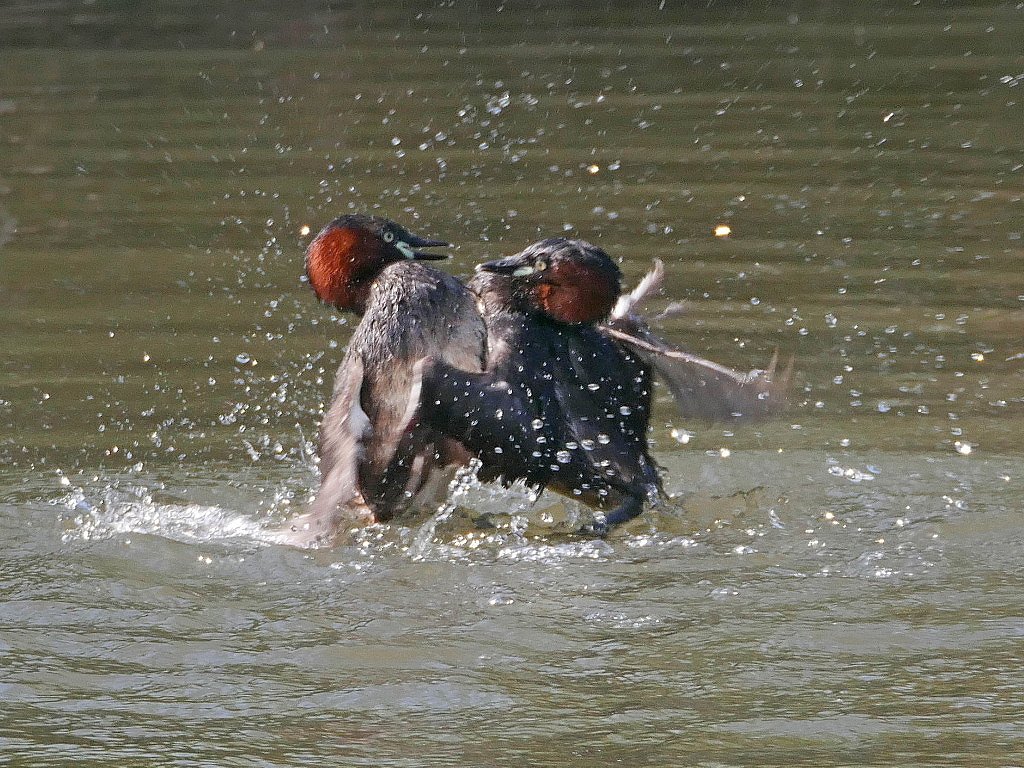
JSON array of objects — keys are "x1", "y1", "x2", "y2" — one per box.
[
  {"x1": 556, "y1": 450, "x2": 572, "y2": 464},
  {"x1": 670, "y1": 428, "x2": 692, "y2": 444}
]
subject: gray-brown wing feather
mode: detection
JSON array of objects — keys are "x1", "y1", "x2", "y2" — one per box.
[
  {"x1": 277, "y1": 354, "x2": 374, "y2": 546},
  {"x1": 605, "y1": 260, "x2": 791, "y2": 421},
  {"x1": 347, "y1": 263, "x2": 487, "y2": 514}
]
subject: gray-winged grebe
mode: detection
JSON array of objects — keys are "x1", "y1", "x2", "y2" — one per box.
[{"x1": 281, "y1": 214, "x2": 485, "y2": 545}]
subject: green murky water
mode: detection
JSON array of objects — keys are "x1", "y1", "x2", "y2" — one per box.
[{"x1": 1, "y1": 3, "x2": 1022, "y2": 765}]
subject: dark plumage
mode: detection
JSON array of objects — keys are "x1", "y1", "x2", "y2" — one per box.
[
  {"x1": 281, "y1": 219, "x2": 791, "y2": 546},
  {"x1": 419, "y1": 238, "x2": 662, "y2": 532}
]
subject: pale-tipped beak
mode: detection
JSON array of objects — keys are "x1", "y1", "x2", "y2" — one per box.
[
  {"x1": 477, "y1": 255, "x2": 533, "y2": 276},
  {"x1": 399, "y1": 232, "x2": 451, "y2": 260}
]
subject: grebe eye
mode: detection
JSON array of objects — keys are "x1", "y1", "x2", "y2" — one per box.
[
  {"x1": 382, "y1": 230, "x2": 396, "y2": 243},
  {"x1": 534, "y1": 259, "x2": 547, "y2": 271}
]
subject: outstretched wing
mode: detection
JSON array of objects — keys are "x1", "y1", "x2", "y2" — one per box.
[
  {"x1": 605, "y1": 259, "x2": 792, "y2": 421},
  {"x1": 603, "y1": 326, "x2": 791, "y2": 421}
]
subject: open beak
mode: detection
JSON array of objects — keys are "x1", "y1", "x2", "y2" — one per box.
[
  {"x1": 399, "y1": 232, "x2": 451, "y2": 260},
  {"x1": 477, "y1": 254, "x2": 533, "y2": 277}
]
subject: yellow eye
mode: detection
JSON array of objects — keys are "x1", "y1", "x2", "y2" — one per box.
[
  {"x1": 534, "y1": 259, "x2": 547, "y2": 271},
  {"x1": 382, "y1": 230, "x2": 396, "y2": 243}
]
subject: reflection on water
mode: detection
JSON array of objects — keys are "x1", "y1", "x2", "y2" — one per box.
[{"x1": 1, "y1": 2, "x2": 1023, "y2": 765}]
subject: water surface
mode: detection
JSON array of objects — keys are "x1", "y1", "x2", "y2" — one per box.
[{"x1": 1, "y1": 3, "x2": 1023, "y2": 765}]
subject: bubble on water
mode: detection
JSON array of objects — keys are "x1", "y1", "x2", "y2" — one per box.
[
  {"x1": 619, "y1": 405, "x2": 632, "y2": 416},
  {"x1": 498, "y1": 539, "x2": 613, "y2": 563},
  {"x1": 954, "y1": 440, "x2": 973, "y2": 455},
  {"x1": 556, "y1": 450, "x2": 572, "y2": 464},
  {"x1": 235, "y1": 353, "x2": 251, "y2": 365},
  {"x1": 708, "y1": 586, "x2": 739, "y2": 599},
  {"x1": 670, "y1": 428, "x2": 693, "y2": 444},
  {"x1": 828, "y1": 464, "x2": 875, "y2": 482}
]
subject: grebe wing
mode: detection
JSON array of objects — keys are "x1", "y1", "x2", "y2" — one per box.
[
  {"x1": 606, "y1": 258, "x2": 791, "y2": 421},
  {"x1": 611, "y1": 258, "x2": 665, "y2": 320},
  {"x1": 277, "y1": 355, "x2": 374, "y2": 546},
  {"x1": 603, "y1": 325, "x2": 792, "y2": 421}
]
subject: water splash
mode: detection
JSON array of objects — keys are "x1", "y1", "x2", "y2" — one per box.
[{"x1": 60, "y1": 484, "x2": 272, "y2": 546}]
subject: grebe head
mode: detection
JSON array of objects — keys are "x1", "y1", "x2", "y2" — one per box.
[
  {"x1": 305, "y1": 214, "x2": 449, "y2": 312},
  {"x1": 477, "y1": 237, "x2": 621, "y2": 325}
]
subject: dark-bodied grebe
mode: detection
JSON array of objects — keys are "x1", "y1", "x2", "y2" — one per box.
[{"x1": 419, "y1": 238, "x2": 662, "y2": 532}]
